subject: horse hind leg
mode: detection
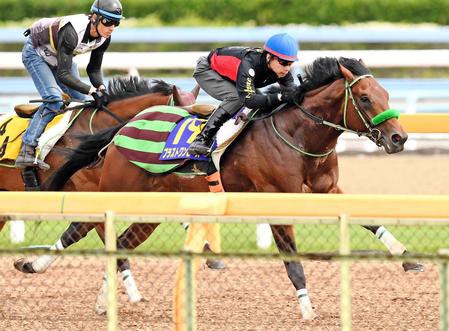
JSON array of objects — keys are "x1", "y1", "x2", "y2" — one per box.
[
  {"x1": 271, "y1": 224, "x2": 316, "y2": 320},
  {"x1": 14, "y1": 222, "x2": 97, "y2": 274}
]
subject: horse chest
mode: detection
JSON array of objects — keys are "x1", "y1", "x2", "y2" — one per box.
[{"x1": 302, "y1": 159, "x2": 337, "y2": 193}]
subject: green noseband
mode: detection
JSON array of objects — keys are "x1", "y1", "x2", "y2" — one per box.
[{"x1": 371, "y1": 108, "x2": 400, "y2": 126}]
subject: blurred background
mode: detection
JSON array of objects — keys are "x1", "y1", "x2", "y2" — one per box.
[{"x1": 1, "y1": 2, "x2": 449, "y2": 329}]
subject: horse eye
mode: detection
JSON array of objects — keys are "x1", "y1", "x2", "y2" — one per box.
[{"x1": 360, "y1": 96, "x2": 370, "y2": 104}]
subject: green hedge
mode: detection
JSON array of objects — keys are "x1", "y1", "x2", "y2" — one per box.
[{"x1": 2, "y1": 0, "x2": 449, "y2": 25}]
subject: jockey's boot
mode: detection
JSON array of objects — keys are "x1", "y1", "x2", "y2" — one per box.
[
  {"x1": 187, "y1": 107, "x2": 231, "y2": 155},
  {"x1": 15, "y1": 143, "x2": 49, "y2": 170}
]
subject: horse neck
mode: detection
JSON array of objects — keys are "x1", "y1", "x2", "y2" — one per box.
[
  {"x1": 270, "y1": 80, "x2": 346, "y2": 155},
  {"x1": 60, "y1": 92, "x2": 171, "y2": 148}
]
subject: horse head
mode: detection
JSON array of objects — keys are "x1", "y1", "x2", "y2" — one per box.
[{"x1": 338, "y1": 60, "x2": 407, "y2": 154}]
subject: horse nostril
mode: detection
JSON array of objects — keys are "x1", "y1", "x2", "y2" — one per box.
[{"x1": 391, "y1": 133, "x2": 404, "y2": 144}]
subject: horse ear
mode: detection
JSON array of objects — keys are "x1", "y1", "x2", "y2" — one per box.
[
  {"x1": 191, "y1": 84, "x2": 200, "y2": 99},
  {"x1": 339, "y1": 63, "x2": 354, "y2": 82},
  {"x1": 172, "y1": 85, "x2": 181, "y2": 105},
  {"x1": 358, "y1": 58, "x2": 367, "y2": 67}
]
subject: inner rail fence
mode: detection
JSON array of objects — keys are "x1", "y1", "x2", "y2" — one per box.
[
  {"x1": 1, "y1": 192, "x2": 449, "y2": 330},
  {"x1": 2, "y1": 50, "x2": 449, "y2": 72}
]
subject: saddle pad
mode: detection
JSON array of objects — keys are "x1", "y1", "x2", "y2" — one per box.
[
  {"x1": 160, "y1": 116, "x2": 210, "y2": 162},
  {"x1": 114, "y1": 105, "x2": 194, "y2": 174},
  {"x1": 0, "y1": 111, "x2": 72, "y2": 163},
  {"x1": 114, "y1": 105, "x2": 252, "y2": 175}
]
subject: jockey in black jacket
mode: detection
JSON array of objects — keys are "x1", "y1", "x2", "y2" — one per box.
[{"x1": 188, "y1": 33, "x2": 299, "y2": 156}]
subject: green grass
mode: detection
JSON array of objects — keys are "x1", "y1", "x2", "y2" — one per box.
[{"x1": 1, "y1": 220, "x2": 448, "y2": 255}]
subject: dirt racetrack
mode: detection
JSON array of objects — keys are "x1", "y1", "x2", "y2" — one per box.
[{"x1": 0, "y1": 154, "x2": 447, "y2": 330}]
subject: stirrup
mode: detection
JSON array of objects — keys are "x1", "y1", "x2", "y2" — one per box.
[
  {"x1": 187, "y1": 142, "x2": 211, "y2": 156},
  {"x1": 34, "y1": 159, "x2": 50, "y2": 171}
]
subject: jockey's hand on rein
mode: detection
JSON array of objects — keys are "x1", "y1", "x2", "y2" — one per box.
[
  {"x1": 91, "y1": 90, "x2": 109, "y2": 108},
  {"x1": 280, "y1": 88, "x2": 296, "y2": 104},
  {"x1": 234, "y1": 112, "x2": 248, "y2": 125}
]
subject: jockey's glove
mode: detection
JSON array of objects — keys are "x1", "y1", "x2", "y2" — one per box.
[
  {"x1": 280, "y1": 88, "x2": 296, "y2": 104},
  {"x1": 91, "y1": 90, "x2": 109, "y2": 109}
]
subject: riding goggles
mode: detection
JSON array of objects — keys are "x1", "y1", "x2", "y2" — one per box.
[
  {"x1": 100, "y1": 17, "x2": 120, "y2": 27},
  {"x1": 276, "y1": 57, "x2": 294, "y2": 67}
]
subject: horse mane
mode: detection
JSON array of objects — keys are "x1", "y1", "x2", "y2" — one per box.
[
  {"x1": 267, "y1": 57, "x2": 371, "y2": 104},
  {"x1": 106, "y1": 76, "x2": 173, "y2": 102},
  {"x1": 301, "y1": 57, "x2": 371, "y2": 93}
]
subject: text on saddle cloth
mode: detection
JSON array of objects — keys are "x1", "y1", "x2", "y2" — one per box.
[
  {"x1": 161, "y1": 107, "x2": 252, "y2": 163},
  {"x1": 0, "y1": 111, "x2": 72, "y2": 163}
]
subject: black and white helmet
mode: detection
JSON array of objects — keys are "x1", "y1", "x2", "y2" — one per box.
[{"x1": 91, "y1": 0, "x2": 124, "y2": 22}]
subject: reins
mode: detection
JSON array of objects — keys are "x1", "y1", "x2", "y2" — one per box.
[{"x1": 263, "y1": 74, "x2": 400, "y2": 158}]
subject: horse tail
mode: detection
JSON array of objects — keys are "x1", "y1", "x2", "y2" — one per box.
[{"x1": 45, "y1": 123, "x2": 126, "y2": 191}]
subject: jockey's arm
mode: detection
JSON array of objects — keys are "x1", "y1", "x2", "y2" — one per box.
[
  {"x1": 236, "y1": 59, "x2": 282, "y2": 111},
  {"x1": 56, "y1": 24, "x2": 92, "y2": 95},
  {"x1": 86, "y1": 38, "x2": 110, "y2": 89}
]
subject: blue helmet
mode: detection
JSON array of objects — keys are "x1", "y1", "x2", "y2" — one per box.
[
  {"x1": 263, "y1": 33, "x2": 298, "y2": 62},
  {"x1": 91, "y1": 0, "x2": 124, "y2": 22}
]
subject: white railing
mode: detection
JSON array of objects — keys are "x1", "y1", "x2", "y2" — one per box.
[{"x1": 2, "y1": 49, "x2": 449, "y2": 71}]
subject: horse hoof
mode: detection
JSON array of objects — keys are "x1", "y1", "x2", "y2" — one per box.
[
  {"x1": 206, "y1": 259, "x2": 225, "y2": 270},
  {"x1": 302, "y1": 309, "x2": 317, "y2": 320},
  {"x1": 14, "y1": 258, "x2": 36, "y2": 273},
  {"x1": 402, "y1": 261, "x2": 425, "y2": 273},
  {"x1": 95, "y1": 305, "x2": 107, "y2": 315}
]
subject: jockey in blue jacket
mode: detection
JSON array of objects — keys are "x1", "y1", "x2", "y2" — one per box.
[
  {"x1": 15, "y1": 0, "x2": 123, "y2": 170},
  {"x1": 187, "y1": 33, "x2": 299, "y2": 156}
]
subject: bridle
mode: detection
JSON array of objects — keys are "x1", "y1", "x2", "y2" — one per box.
[{"x1": 270, "y1": 74, "x2": 400, "y2": 157}]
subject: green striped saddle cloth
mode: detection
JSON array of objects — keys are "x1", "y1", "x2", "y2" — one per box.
[{"x1": 114, "y1": 105, "x2": 208, "y2": 174}]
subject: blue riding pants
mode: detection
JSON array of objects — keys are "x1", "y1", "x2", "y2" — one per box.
[{"x1": 21, "y1": 38, "x2": 87, "y2": 147}]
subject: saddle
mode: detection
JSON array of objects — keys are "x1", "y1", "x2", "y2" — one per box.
[
  {"x1": 182, "y1": 103, "x2": 215, "y2": 117},
  {"x1": 0, "y1": 110, "x2": 74, "y2": 165},
  {"x1": 13, "y1": 92, "x2": 71, "y2": 118}
]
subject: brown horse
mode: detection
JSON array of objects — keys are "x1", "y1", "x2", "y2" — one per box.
[
  {"x1": 9, "y1": 77, "x2": 224, "y2": 303},
  {"x1": 36, "y1": 57, "x2": 423, "y2": 319},
  {"x1": 1, "y1": 76, "x2": 197, "y2": 242}
]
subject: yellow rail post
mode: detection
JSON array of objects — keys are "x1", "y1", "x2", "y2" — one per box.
[
  {"x1": 105, "y1": 211, "x2": 117, "y2": 331},
  {"x1": 339, "y1": 214, "x2": 352, "y2": 331},
  {"x1": 439, "y1": 249, "x2": 449, "y2": 330}
]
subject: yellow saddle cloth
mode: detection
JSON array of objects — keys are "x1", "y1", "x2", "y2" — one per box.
[{"x1": 0, "y1": 113, "x2": 65, "y2": 163}]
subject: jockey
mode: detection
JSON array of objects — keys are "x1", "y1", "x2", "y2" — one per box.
[
  {"x1": 187, "y1": 33, "x2": 299, "y2": 156},
  {"x1": 15, "y1": 0, "x2": 123, "y2": 170}
]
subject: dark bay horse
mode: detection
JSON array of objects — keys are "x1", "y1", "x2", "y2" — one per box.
[
  {"x1": 0, "y1": 76, "x2": 197, "y2": 230},
  {"x1": 38, "y1": 57, "x2": 423, "y2": 319},
  {"x1": 1, "y1": 76, "x2": 197, "y2": 247},
  {"x1": 0, "y1": 76, "x2": 197, "y2": 194}
]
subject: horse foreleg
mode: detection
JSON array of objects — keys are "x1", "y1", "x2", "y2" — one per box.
[
  {"x1": 118, "y1": 223, "x2": 159, "y2": 303},
  {"x1": 14, "y1": 222, "x2": 97, "y2": 274},
  {"x1": 95, "y1": 222, "x2": 160, "y2": 312},
  {"x1": 332, "y1": 186, "x2": 424, "y2": 272},
  {"x1": 362, "y1": 225, "x2": 424, "y2": 272},
  {"x1": 271, "y1": 224, "x2": 316, "y2": 320}
]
